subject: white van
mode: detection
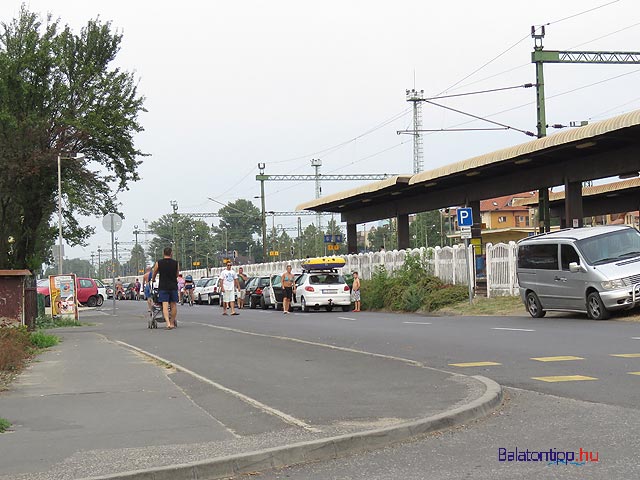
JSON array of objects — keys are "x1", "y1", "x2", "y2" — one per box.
[{"x1": 517, "y1": 225, "x2": 640, "y2": 320}]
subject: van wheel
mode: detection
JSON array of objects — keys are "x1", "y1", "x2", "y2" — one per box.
[
  {"x1": 587, "y1": 292, "x2": 610, "y2": 320},
  {"x1": 526, "y1": 292, "x2": 545, "y2": 318}
]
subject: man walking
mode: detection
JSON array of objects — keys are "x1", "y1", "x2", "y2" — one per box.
[
  {"x1": 218, "y1": 262, "x2": 240, "y2": 316},
  {"x1": 152, "y1": 247, "x2": 179, "y2": 329},
  {"x1": 237, "y1": 267, "x2": 248, "y2": 309}
]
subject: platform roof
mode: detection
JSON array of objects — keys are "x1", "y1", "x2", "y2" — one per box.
[{"x1": 296, "y1": 109, "x2": 640, "y2": 224}]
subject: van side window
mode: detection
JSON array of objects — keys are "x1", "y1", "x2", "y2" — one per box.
[
  {"x1": 517, "y1": 244, "x2": 558, "y2": 270},
  {"x1": 561, "y1": 245, "x2": 580, "y2": 271}
]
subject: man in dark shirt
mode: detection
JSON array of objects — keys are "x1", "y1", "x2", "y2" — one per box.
[{"x1": 152, "y1": 247, "x2": 179, "y2": 329}]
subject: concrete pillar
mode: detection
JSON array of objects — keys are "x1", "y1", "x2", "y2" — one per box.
[
  {"x1": 347, "y1": 223, "x2": 357, "y2": 254},
  {"x1": 564, "y1": 180, "x2": 584, "y2": 228},
  {"x1": 397, "y1": 214, "x2": 410, "y2": 250}
]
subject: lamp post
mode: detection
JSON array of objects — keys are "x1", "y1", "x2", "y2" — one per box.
[
  {"x1": 193, "y1": 234, "x2": 199, "y2": 266},
  {"x1": 57, "y1": 153, "x2": 84, "y2": 274}
]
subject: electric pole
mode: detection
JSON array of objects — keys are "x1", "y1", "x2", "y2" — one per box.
[{"x1": 406, "y1": 89, "x2": 425, "y2": 173}]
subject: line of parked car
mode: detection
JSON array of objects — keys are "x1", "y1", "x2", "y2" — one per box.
[
  {"x1": 37, "y1": 277, "x2": 112, "y2": 307},
  {"x1": 192, "y1": 269, "x2": 353, "y2": 312}
]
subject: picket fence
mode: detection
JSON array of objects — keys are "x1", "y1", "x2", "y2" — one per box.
[{"x1": 121, "y1": 242, "x2": 521, "y2": 298}]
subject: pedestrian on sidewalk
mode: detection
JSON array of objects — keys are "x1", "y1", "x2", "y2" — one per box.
[
  {"x1": 352, "y1": 271, "x2": 361, "y2": 312},
  {"x1": 218, "y1": 262, "x2": 240, "y2": 316},
  {"x1": 143, "y1": 266, "x2": 153, "y2": 313},
  {"x1": 152, "y1": 247, "x2": 179, "y2": 329},
  {"x1": 237, "y1": 267, "x2": 248, "y2": 309},
  {"x1": 281, "y1": 264, "x2": 296, "y2": 314}
]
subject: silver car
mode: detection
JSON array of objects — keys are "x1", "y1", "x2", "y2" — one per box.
[{"x1": 517, "y1": 225, "x2": 640, "y2": 320}]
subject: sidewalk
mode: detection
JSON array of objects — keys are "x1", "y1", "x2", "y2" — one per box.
[{"x1": 0, "y1": 327, "x2": 501, "y2": 480}]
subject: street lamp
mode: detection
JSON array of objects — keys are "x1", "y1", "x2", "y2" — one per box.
[
  {"x1": 193, "y1": 234, "x2": 199, "y2": 265},
  {"x1": 57, "y1": 153, "x2": 84, "y2": 274}
]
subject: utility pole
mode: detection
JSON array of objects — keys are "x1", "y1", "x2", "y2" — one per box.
[
  {"x1": 531, "y1": 25, "x2": 640, "y2": 232},
  {"x1": 406, "y1": 89, "x2": 425, "y2": 173},
  {"x1": 311, "y1": 158, "x2": 322, "y2": 255},
  {"x1": 258, "y1": 162, "x2": 268, "y2": 261},
  {"x1": 90, "y1": 252, "x2": 95, "y2": 273}
]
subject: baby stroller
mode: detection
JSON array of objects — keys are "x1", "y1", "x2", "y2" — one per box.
[{"x1": 148, "y1": 288, "x2": 178, "y2": 329}]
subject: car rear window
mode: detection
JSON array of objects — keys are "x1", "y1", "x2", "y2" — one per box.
[{"x1": 308, "y1": 274, "x2": 344, "y2": 285}]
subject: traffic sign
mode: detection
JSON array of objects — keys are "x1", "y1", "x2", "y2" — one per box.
[
  {"x1": 269, "y1": 251, "x2": 280, "y2": 256},
  {"x1": 327, "y1": 244, "x2": 339, "y2": 251},
  {"x1": 457, "y1": 207, "x2": 473, "y2": 227},
  {"x1": 192, "y1": 261, "x2": 201, "y2": 266}
]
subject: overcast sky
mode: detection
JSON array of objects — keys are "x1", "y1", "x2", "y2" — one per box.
[{"x1": 3, "y1": 0, "x2": 640, "y2": 263}]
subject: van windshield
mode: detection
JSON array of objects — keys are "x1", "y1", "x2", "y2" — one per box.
[{"x1": 577, "y1": 228, "x2": 640, "y2": 265}]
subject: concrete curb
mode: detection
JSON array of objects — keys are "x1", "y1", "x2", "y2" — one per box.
[{"x1": 81, "y1": 375, "x2": 502, "y2": 480}]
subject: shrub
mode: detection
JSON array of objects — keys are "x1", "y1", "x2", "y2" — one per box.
[
  {"x1": 401, "y1": 284, "x2": 426, "y2": 312},
  {"x1": 360, "y1": 266, "x2": 390, "y2": 310},
  {"x1": 0, "y1": 417, "x2": 10, "y2": 433},
  {"x1": 0, "y1": 324, "x2": 31, "y2": 371},
  {"x1": 30, "y1": 331, "x2": 60, "y2": 349},
  {"x1": 423, "y1": 285, "x2": 469, "y2": 312},
  {"x1": 35, "y1": 315, "x2": 80, "y2": 329}
]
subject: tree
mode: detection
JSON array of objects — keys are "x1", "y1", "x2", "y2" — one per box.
[
  {"x1": 0, "y1": 7, "x2": 146, "y2": 271},
  {"x1": 44, "y1": 258, "x2": 93, "y2": 277},
  {"x1": 148, "y1": 215, "x2": 214, "y2": 269},
  {"x1": 126, "y1": 244, "x2": 146, "y2": 276},
  {"x1": 218, "y1": 199, "x2": 261, "y2": 259},
  {"x1": 368, "y1": 221, "x2": 397, "y2": 251},
  {"x1": 301, "y1": 224, "x2": 322, "y2": 258},
  {"x1": 410, "y1": 211, "x2": 442, "y2": 248}
]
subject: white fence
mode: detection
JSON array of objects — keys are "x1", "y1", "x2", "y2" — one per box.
[
  {"x1": 117, "y1": 243, "x2": 522, "y2": 296},
  {"x1": 485, "y1": 241, "x2": 519, "y2": 297}
]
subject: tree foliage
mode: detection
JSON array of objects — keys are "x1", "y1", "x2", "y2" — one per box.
[{"x1": 0, "y1": 7, "x2": 146, "y2": 271}]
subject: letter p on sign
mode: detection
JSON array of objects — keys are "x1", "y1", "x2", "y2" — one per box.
[{"x1": 457, "y1": 207, "x2": 473, "y2": 227}]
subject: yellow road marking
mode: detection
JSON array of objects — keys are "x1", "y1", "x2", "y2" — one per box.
[
  {"x1": 610, "y1": 353, "x2": 640, "y2": 358},
  {"x1": 532, "y1": 375, "x2": 597, "y2": 382},
  {"x1": 629, "y1": 372, "x2": 640, "y2": 376},
  {"x1": 448, "y1": 361, "x2": 501, "y2": 367},
  {"x1": 530, "y1": 356, "x2": 584, "y2": 362}
]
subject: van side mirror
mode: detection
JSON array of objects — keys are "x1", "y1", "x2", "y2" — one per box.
[{"x1": 569, "y1": 262, "x2": 582, "y2": 273}]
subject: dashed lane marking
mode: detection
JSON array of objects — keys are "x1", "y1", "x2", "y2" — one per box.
[
  {"x1": 532, "y1": 375, "x2": 597, "y2": 383},
  {"x1": 610, "y1": 353, "x2": 640, "y2": 358},
  {"x1": 492, "y1": 327, "x2": 535, "y2": 332},
  {"x1": 338, "y1": 317, "x2": 356, "y2": 321},
  {"x1": 628, "y1": 372, "x2": 640, "y2": 376},
  {"x1": 530, "y1": 356, "x2": 584, "y2": 362},
  {"x1": 403, "y1": 321, "x2": 432, "y2": 325},
  {"x1": 448, "y1": 361, "x2": 502, "y2": 367}
]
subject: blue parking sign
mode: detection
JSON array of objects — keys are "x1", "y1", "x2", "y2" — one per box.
[
  {"x1": 324, "y1": 234, "x2": 333, "y2": 243},
  {"x1": 457, "y1": 207, "x2": 473, "y2": 227},
  {"x1": 334, "y1": 234, "x2": 343, "y2": 243}
]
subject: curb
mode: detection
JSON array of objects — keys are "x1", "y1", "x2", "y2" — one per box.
[{"x1": 81, "y1": 375, "x2": 502, "y2": 480}]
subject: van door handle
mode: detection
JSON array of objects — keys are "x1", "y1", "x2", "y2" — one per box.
[{"x1": 554, "y1": 276, "x2": 567, "y2": 282}]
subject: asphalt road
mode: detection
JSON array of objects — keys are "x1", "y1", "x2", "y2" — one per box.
[
  {"x1": 99, "y1": 299, "x2": 640, "y2": 408},
  {"x1": 88, "y1": 300, "x2": 639, "y2": 477}
]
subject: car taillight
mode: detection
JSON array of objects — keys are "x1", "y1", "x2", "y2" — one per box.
[
  {"x1": 344, "y1": 285, "x2": 350, "y2": 291},
  {"x1": 305, "y1": 286, "x2": 314, "y2": 292},
  {"x1": 256, "y1": 288, "x2": 262, "y2": 295}
]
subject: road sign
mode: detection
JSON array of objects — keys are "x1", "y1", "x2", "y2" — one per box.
[
  {"x1": 192, "y1": 261, "x2": 201, "y2": 266},
  {"x1": 269, "y1": 251, "x2": 280, "y2": 256},
  {"x1": 457, "y1": 207, "x2": 473, "y2": 227},
  {"x1": 323, "y1": 234, "x2": 333, "y2": 243},
  {"x1": 460, "y1": 229, "x2": 472, "y2": 239},
  {"x1": 328, "y1": 244, "x2": 339, "y2": 251}
]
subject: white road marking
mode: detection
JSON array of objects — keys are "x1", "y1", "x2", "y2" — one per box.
[
  {"x1": 492, "y1": 327, "x2": 535, "y2": 332},
  {"x1": 632, "y1": 337, "x2": 640, "y2": 340},
  {"x1": 116, "y1": 340, "x2": 321, "y2": 433},
  {"x1": 339, "y1": 317, "x2": 356, "y2": 321},
  {"x1": 403, "y1": 321, "x2": 432, "y2": 325}
]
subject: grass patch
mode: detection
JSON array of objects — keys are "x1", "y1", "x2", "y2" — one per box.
[
  {"x1": 30, "y1": 331, "x2": 60, "y2": 349},
  {"x1": 0, "y1": 417, "x2": 10, "y2": 433},
  {"x1": 35, "y1": 315, "x2": 82, "y2": 329},
  {"x1": 436, "y1": 295, "x2": 524, "y2": 316}
]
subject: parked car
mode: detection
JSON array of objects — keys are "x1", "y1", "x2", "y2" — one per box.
[
  {"x1": 194, "y1": 277, "x2": 213, "y2": 304},
  {"x1": 201, "y1": 278, "x2": 220, "y2": 305},
  {"x1": 291, "y1": 271, "x2": 351, "y2": 312},
  {"x1": 262, "y1": 274, "x2": 281, "y2": 310},
  {"x1": 245, "y1": 275, "x2": 271, "y2": 309},
  {"x1": 93, "y1": 279, "x2": 107, "y2": 306},
  {"x1": 517, "y1": 225, "x2": 640, "y2": 320},
  {"x1": 37, "y1": 277, "x2": 101, "y2": 307},
  {"x1": 123, "y1": 282, "x2": 139, "y2": 300}
]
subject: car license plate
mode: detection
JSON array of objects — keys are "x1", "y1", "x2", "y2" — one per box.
[{"x1": 322, "y1": 289, "x2": 337, "y2": 294}]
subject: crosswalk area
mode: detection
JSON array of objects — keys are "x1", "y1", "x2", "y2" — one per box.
[{"x1": 448, "y1": 352, "x2": 640, "y2": 383}]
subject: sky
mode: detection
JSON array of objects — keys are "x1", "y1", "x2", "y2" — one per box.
[{"x1": 3, "y1": 0, "x2": 640, "y2": 264}]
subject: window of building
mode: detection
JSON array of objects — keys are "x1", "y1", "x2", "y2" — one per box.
[{"x1": 498, "y1": 216, "x2": 507, "y2": 223}]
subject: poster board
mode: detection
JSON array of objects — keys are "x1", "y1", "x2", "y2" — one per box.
[{"x1": 49, "y1": 274, "x2": 78, "y2": 320}]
